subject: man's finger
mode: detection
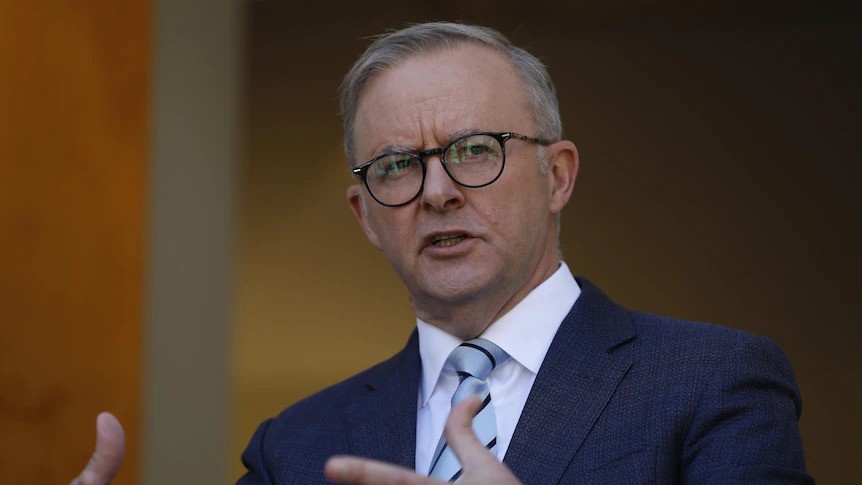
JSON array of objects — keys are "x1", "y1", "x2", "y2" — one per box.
[
  {"x1": 71, "y1": 412, "x2": 126, "y2": 485},
  {"x1": 325, "y1": 456, "x2": 439, "y2": 484},
  {"x1": 443, "y1": 396, "x2": 500, "y2": 470}
]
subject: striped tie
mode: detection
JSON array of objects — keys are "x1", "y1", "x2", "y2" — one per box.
[{"x1": 428, "y1": 338, "x2": 510, "y2": 481}]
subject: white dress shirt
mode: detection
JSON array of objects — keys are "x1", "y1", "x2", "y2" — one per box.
[{"x1": 415, "y1": 262, "x2": 581, "y2": 474}]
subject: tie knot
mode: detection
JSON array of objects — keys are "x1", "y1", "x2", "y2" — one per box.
[{"x1": 446, "y1": 338, "x2": 509, "y2": 381}]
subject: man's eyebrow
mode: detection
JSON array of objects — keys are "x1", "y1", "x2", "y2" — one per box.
[
  {"x1": 446, "y1": 128, "x2": 484, "y2": 143},
  {"x1": 369, "y1": 128, "x2": 485, "y2": 159},
  {"x1": 370, "y1": 143, "x2": 417, "y2": 160}
]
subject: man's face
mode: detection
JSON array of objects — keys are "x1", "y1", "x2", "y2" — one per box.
[{"x1": 347, "y1": 44, "x2": 576, "y2": 333}]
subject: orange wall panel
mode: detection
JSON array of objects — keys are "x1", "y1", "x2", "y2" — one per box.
[{"x1": 0, "y1": 1, "x2": 150, "y2": 483}]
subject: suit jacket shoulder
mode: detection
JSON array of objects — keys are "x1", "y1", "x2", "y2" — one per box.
[
  {"x1": 238, "y1": 332, "x2": 421, "y2": 484},
  {"x1": 502, "y1": 278, "x2": 811, "y2": 484}
]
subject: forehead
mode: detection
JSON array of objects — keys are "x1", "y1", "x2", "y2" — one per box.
[{"x1": 353, "y1": 44, "x2": 534, "y2": 159}]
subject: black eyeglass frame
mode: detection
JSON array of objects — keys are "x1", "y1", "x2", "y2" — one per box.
[{"x1": 351, "y1": 132, "x2": 551, "y2": 207}]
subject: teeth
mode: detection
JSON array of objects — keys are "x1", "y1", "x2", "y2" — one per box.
[{"x1": 432, "y1": 234, "x2": 467, "y2": 247}]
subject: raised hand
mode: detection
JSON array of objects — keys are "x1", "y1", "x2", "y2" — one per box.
[
  {"x1": 70, "y1": 412, "x2": 126, "y2": 485},
  {"x1": 324, "y1": 397, "x2": 522, "y2": 484}
]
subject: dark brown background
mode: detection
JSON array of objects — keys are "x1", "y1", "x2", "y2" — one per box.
[{"x1": 232, "y1": 0, "x2": 860, "y2": 482}]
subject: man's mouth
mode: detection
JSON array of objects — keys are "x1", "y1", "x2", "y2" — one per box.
[{"x1": 431, "y1": 234, "x2": 467, "y2": 247}]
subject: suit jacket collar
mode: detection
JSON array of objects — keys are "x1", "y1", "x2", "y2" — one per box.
[
  {"x1": 503, "y1": 277, "x2": 636, "y2": 482},
  {"x1": 346, "y1": 277, "x2": 635, "y2": 479},
  {"x1": 346, "y1": 330, "x2": 421, "y2": 469}
]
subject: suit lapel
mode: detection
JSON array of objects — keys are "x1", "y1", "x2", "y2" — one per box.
[
  {"x1": 346, "y1": 330, "x2": 421, "y2": 470},
  {"x1": 504, "y1": 278, "x2": 636, "y2": 483}
]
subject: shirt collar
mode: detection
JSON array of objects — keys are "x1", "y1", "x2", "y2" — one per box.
[{"x1": 416, "y1": 262, "x2": 581, "y2": 406}]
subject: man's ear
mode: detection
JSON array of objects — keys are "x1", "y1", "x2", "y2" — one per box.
[
  {"x1": 545, "y1": 140, "x2": 579, "y2": 215},
  {"x1": 346, "y1": 184, "x2": 383, "y2": 250}
]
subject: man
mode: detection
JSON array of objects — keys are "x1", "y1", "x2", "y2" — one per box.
[{"x1": 73, "y1": 22, "x2": 811, "y2": 484}]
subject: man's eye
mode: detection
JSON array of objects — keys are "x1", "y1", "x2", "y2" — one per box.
[
  {"x1": 452, "y1": 143, "x2": 494, "y2": 163},
  {"x1": 375, "y1": 157, "x2": 412, "y2": 176}
]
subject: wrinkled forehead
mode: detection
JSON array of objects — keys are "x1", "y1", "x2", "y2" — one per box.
[{"x1": 352, "y1": 44, "x2": 535, "y2": 159}]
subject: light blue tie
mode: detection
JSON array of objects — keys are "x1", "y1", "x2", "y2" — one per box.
[{"x1": 428, "y1": 338, "x2": 510, "y2": 481}]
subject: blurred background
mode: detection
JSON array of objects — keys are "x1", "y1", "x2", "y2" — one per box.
[{"x1": 1, "y1": 0, "x2": 859, "y2": 483}]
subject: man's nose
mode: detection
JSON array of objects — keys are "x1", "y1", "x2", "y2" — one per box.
[{"x1": 419, "y1": 155, "x2": 465, "y2": 211}]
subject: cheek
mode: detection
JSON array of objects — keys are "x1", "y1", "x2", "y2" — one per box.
[
  {"x1": 490, "y1": 185, "x2": 549, "y2": 247},
  {"x1": 476, "y1": 196, "x2": 527, "y2": 247},
  {"x1": 372, "y1": 211, "x2": 415, "y2": 259},
  {"x1": 490, "y1": 179, "x2": 545, "y2": 225},
  {"x1": 483, "y1": 203, "x2": 503, "y2": 229}
]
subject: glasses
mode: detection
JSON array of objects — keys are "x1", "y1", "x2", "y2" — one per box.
[{"x1": 352, "y1": 132, "x2": 551, "y2": 207}]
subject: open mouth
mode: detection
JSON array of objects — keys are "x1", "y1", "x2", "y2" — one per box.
[{"x1": 431, "y1": 234, "x2": 467, "y2": 247}]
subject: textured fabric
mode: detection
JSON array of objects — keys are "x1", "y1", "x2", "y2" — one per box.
[
  {"x1": 416, "y1": 263, "x2": 579, "y2": 473},
  {"x1": 237, "y1": 278, "x2": 813, "y2": 484},
  {"x1": 428, "y1": 339, "x2": 510, "y2": 480}
]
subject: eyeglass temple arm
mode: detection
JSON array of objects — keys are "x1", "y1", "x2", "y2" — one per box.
[{"x1": 505, "y1": 132, "x2": 552, "y2": 145}]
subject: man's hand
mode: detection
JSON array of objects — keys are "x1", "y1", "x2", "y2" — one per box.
[
  {"x1": 70, "y1": 412, "x2": 125, "y2": 485},
  {"x1": 324, "y1": 397, "x2": 522, "y2": 484}
]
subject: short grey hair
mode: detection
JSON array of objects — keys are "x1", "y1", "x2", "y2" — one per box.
[{"x1": 338, "y1": 22, "x2": 563, "y2": 167}]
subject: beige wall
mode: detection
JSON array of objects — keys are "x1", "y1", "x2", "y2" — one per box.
[{"x1": 144, "y1": 1, "x2": 241, "y2": 484}]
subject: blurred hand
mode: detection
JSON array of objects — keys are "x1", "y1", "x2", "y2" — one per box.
[
  {"x1": 324, "y1": 397, "x2": 522, "y2": 484},
  {"x1": 70, "y1": 412, "x2": 125, "y2": 485}
]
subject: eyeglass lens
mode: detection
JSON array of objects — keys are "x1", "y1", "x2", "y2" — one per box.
[{"x1": 366, "y1": 134, "x2": 504, "y2": 206}]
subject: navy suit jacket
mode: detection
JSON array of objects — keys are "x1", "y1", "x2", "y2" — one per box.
[{"x1": 238, "y1": 278, "x2": 812, "y2": 484}]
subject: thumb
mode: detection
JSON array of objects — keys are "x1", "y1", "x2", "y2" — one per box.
[
  {"x1": 71, "y1": 412, "x2": 126, "y2": 485},
  {"x1": 443, "y1": 397, "x2": 499, "y2": 470}
]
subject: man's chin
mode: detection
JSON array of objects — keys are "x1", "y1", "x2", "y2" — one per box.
[{"x1": 411, "y1": 273, "x2": 497, "y2": 311}]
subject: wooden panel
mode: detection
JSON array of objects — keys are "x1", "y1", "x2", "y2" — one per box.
[{"x1": 0, "y1": 1, "x2": 150, "y2": 483}]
